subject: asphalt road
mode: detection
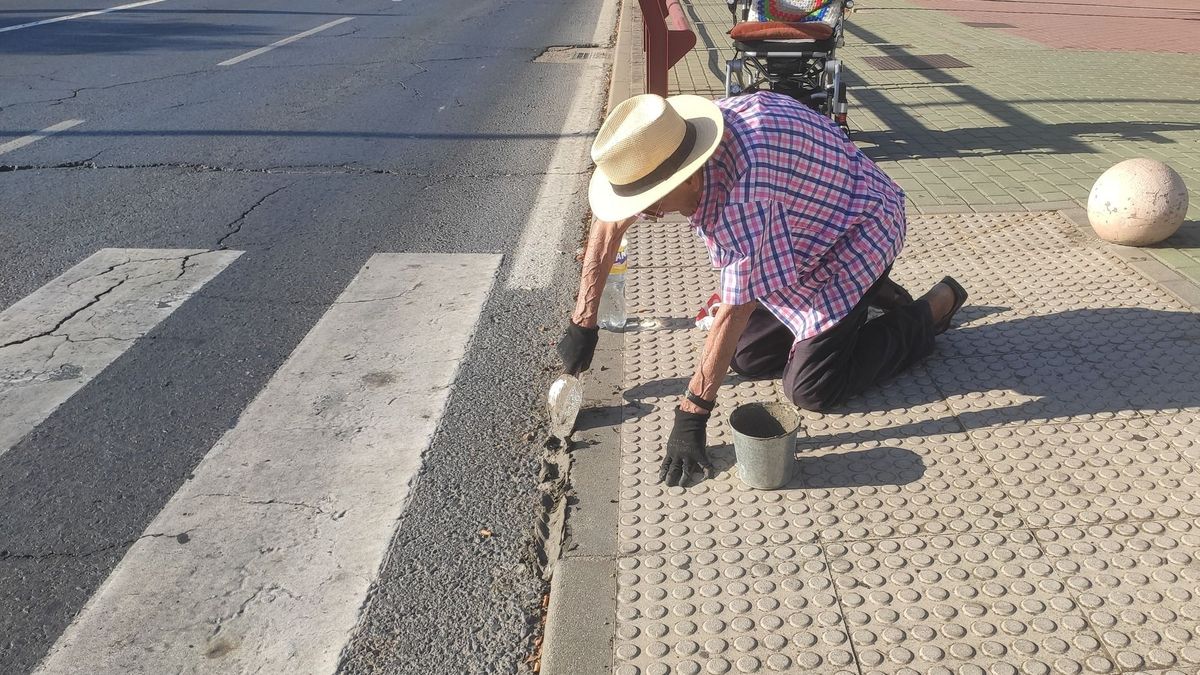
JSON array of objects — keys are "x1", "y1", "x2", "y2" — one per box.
[{"x1": 0, "y1": 0, "x2": 608, "y2": 672}]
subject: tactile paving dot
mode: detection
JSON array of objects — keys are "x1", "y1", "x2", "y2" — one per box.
[
  {"x1": 827, "y1": 531, "x2": 1117, "y2": 674},
  {"x1": 971, "y1": 422, "x2": 1200, "y2": 527},
  {"x1": 1037, "y1": 521, "x2": 1200, "y2": 672},
  {"x1": 891, "y1": 242, "x2": 1019, "y2": 313},
  {"x1": 614, "y1": 546, "x2": 857, "y2": 674},
  {"x1": 618, "y1": 420, "x2": 1022, "y2": 553}
]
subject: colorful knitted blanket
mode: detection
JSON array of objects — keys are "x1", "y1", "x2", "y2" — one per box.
[{"x1": 748, "y1": 0, "x2": 839, "y2": 23}]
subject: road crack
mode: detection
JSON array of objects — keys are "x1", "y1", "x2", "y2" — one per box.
[
  {"x1": 0, "y1": 276, "x2": 128, "y2": 350},
  {"x1": 215, "y1": 185, "x2": 290, "y2": 250},
  {"x1": 197, "y1": 492, "x2": 347, "y2": 520}
]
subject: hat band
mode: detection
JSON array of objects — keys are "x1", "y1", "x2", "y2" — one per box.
[{"x1": 611, "y1": 121, "x2": 697, "y2": 197}]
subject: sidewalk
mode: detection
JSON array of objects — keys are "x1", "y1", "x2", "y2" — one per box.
[{"x1": 544, "y1": 1, "x2": 1200, "y2": 673}]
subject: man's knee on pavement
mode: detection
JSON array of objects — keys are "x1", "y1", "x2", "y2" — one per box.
[{"x1": 788, "y1": 386, "x2": 840, "y2": 413}]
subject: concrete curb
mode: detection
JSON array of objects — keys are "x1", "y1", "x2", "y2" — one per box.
[{"x1": 540, "y1": 0, "x2": 637, "y2": 672}]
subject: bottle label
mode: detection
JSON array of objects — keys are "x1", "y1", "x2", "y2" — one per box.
[{"x1": 610, "y1": 247, "x2": 628, "y2": 275}]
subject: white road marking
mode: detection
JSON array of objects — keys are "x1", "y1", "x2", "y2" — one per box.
[
  {"x1": 0, "y1": 248, "x2": 242, "y2": 457},
  {"x1": 0, "y1": 0, "x2": 167, "y2": 34},
  {"x1": 217, "y1": 17, "x2": 355, "y2": 66},
  {"x1": 506, "y1": 0, "x2": 619, "y2": 290},
  {"x1": 0, "y1": 119, "x2": 84, "y2": 156},
  {"x1": 591, "y1": 0, "x2": 620, "y2": 46},
  {"x1": 35, "y1": 253, "x2": 501, "y2": 675}
]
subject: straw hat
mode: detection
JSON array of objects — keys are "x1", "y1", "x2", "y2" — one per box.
[{"x1": 588, "y1": 94, "x2": 724, "y2": 222}]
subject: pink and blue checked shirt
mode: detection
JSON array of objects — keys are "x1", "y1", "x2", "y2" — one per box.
[{"x1": 691, "y1": 92, "x2": 907, "y2": 342}]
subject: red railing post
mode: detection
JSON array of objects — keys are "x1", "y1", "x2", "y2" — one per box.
[{"x1": 637, "y1": 0, "x2": 697, "y2": 97}]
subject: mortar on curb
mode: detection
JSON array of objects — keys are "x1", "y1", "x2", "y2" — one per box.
[{"x1": 729, "y1": 402, "x2": 800, "y2": 489}]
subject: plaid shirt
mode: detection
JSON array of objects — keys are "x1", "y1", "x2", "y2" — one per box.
[{"x1": 691, "y1": 92, "x2": 907, "y2": 342}]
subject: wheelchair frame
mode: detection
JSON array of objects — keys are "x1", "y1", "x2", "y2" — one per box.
[{"x1": 723, "y1": 0, "x2": 852, "y2": 132}]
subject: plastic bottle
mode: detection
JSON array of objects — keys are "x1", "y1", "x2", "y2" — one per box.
[
  {"x1": 598, "y1": 237, "x2": 628, "y2": 331},
  {"x1": 547, "y1": 374, "x2": 583, "y2": 440}
]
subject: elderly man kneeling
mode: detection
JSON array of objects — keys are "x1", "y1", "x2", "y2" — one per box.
[{"x1": 557, "y1": 91, "x2": 967, "y2": 487}]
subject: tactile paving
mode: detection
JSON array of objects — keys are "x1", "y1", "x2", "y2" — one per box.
[
  {"x1": 971, "y1": 421, "x2": 1200, "y2": 527},
  {"x1": 626, "y1": 218, "x2": 712, "y2": 270},
  {"x1": 794, "y1": 364, "x2": 962, "y2": 443},
  {"x1": 1037, "y1": 521, "x2": 1200, "y2": 672},
  {"x1": 1079, "y1": 339, "x2": 1200, "y2": 416},
  {"x1": 627, "y1": 265, "x2": 720, "y2": 321},
  {"x1": 828, "y1": 531, "x2": 1118, "y2": 674},
  {"x1": 926, "y1": 349, "x2": 1139, "y2": 429},
  {"x1": 613, "y1": 545, "x2": 858, "y2": 675},
  {"x1": 610, "y1": 208, "x2": 1200, "y2": 672}
]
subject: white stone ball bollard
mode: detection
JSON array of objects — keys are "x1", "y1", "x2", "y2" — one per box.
[{"x1": 1087, "y1": 158, "x2": 1189, "y2": 246}]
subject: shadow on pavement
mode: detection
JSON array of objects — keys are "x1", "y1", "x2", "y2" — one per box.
[
  {"x1": 843, "y1": 22, "x2": 1200, "y2": 160},
  {"x1": 613, "y1": 306, "x2": 1200, "y2": 447},
  {"x1": 855, "y1": 120, "x2": 1200, "y2": 162},
  {"x1": 0, "y1": 20, "x2": 274, "y2": 55}
]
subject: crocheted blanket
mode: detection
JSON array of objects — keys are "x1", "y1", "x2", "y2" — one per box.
[{"x1": 748, "y1": 0, "x2": 840, "y2": 23}]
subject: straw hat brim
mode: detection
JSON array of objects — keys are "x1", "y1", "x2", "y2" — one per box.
[{"x1": 588, "y1": 95, "x2": 725, "y2": 222}]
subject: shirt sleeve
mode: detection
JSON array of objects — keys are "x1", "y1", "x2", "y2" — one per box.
[{"x1": 714, "y1": 200, "x2": 797, "y2": 305}]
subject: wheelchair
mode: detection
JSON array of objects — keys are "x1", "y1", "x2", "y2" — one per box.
[{"x1": 723, "y1": 0, "x2": 853, "y2": 133}]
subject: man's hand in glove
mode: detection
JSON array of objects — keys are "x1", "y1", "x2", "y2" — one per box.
[
  {"x1": 659, "y1": 407, "x2": 715, "y2": 487},
  {"x1": 556, "y1": 322, "x2": 599, "y2": 375}
]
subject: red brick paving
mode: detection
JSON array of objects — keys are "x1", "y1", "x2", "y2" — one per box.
[{"x1": 905, "y1": 0, "x2": 1200, "y2": 53}]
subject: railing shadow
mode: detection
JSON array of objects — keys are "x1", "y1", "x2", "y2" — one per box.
[{"x1": 0, "y1": 20, "x2": 286, "y2": 55}]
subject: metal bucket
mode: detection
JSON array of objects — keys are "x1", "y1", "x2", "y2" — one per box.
[{"x1": 729, "y1": 402, "x2": 800, "y2": 490}]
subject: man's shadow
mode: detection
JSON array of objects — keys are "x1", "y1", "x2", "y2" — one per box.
[{"x1": 821, "y1": 306, "x2": 1200, "y2": 445}]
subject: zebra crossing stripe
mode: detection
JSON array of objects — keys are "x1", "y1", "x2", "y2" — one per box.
[
  {"x1": 0, "y1": 248, "x2": 243, "y2": 457},
  {"x1": 34, "y1": 252, "x2": 502, "y2": 674}
]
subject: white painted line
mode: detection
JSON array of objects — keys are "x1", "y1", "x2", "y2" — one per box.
[
  {"x1": 0, "y1": 248, "x2": 242, "y2": 457},
  {"x1": 35, "y1": 253, "x2": 501, "y2": 675},
  {"x1": 217, "y1": 17, "x2": 355, "y2": 66},
  {"x1": 506, "y1": 0, "x2": 618, "y2": 290},
  {"x1": 0, "y1": 0, "x2": 167, "y2": 33},
  {"x1": 0, "y1": 119, "x2": 84, "y2": 156},
  {"x1": 592, "y1": 0, "x2": 620, "y2": 47}
]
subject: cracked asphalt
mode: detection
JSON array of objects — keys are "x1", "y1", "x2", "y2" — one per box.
[{"x1": 0, "y1": 0, "x2": 606, "y2": 672}]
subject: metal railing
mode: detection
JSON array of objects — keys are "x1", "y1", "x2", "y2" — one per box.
[{"x1": 638, "y1": 0, "x2": 696, "y2": 97}]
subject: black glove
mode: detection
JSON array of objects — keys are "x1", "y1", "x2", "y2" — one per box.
[
  {"x1": 556, "y1": 321, "x2": 599, "y2": 375},
  {"x1": 659, "y1": 408, "x2": 714, "y2": 487}
]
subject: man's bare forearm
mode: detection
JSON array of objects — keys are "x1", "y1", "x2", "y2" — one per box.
[
  {"x1": 681, "y1": 301, "x2": 757, "y2": 413},
  {"x1": 571, "y1": 216, "x2": 636, "y2": 328}
]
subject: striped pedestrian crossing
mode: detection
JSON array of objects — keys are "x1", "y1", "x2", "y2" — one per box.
[
  {"x1": 27, "y1": 252, "x2": 501, "y2": 674},
  {"x1": 0, "y1": 248, "x2": 242, "y2": 457}
]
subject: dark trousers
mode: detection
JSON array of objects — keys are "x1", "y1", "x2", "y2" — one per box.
[{"x1": 729, "y1": 272, "x2": 935, "y2": 412}]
